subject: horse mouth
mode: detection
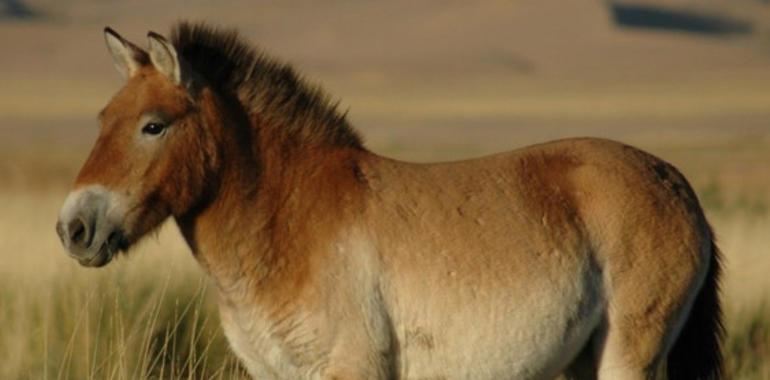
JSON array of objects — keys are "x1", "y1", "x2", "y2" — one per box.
[{"x1": 77, "y1": 230, "x2": 126, "y2": 268}]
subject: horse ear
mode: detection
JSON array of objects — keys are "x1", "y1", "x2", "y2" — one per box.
[
  {"x1": 104, "y1": 27, "x2": 147, "y2": 79},
  {"x1": 147, "y1": 31, "x2": 183, "y2": 85}
]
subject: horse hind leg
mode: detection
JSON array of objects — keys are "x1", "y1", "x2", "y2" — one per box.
[
  {"x1": 558, "y1": 313, "x2": 673, "y2": 380},
  {"x1": 590, "y1": 250, "x2": 715, "y2": 380},
  {"x1": 560, "y1": 316, "x2": 666, "y2": 380},
  {"x1": 591, "y1": 316, "x2": 668, "y2": 380},
  {"x1": 559, "y1": 269, "x2": 706, "y2": 380}
]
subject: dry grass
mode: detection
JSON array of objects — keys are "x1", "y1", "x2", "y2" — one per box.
[
  {"x1": 715, "y1": 215, "x2": 770, "y2": 379},
  {"x1": 0, "y1": 188, "x2": 247, "y2": 379}
]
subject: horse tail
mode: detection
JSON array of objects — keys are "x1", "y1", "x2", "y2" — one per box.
[{"x1": 667, "y1": 228, "x2": 724, "y2": 380}]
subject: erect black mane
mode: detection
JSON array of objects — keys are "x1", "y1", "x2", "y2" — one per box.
[{"x1": 170, "y1": 21, "x2": 362, "y2": 148}]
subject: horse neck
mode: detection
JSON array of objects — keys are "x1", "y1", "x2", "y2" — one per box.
[{"x1": 176, "y1": 110, "x2": 367, "y2": 299}]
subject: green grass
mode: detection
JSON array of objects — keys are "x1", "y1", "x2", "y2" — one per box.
[{"x1": 699, "y1": 180, "x2": 769, "y2": 219}]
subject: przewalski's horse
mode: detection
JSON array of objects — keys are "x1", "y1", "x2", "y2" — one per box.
[{"x1": 56, "y1": 22, "x2": 723, "y2": 379}]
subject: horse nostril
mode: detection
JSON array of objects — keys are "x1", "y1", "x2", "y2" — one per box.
[{"x1": 68, "y1": 217, "x2": 91, "y2": 248}]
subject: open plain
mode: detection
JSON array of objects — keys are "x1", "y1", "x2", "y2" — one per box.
[{"x1": 1, "y1": 1, "x2": 769, "y2": 378}]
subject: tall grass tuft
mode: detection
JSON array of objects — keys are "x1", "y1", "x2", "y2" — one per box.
[{"x1": 0, "y1": 267, "x2": 247, "y2": 379}]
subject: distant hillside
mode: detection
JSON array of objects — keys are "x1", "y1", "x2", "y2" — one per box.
[{"x1": 1, "y1": 0, "x2": 769, "y2": 150}]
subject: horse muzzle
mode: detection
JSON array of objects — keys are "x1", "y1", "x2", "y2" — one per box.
[{"x1": 56, "y1": 186, "x2": 128, "y2": 267}]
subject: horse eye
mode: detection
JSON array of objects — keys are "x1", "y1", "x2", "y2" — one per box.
[{"x1": 141, "y1": 122, "x2": 166, "y2": 136}]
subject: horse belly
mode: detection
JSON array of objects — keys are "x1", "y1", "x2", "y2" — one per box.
[{"x1": 394, "y1": 263, "x2": 604, "y2": 380}]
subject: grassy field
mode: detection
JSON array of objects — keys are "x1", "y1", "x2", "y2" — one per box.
[{"x1": 2, "y1": 1, "x2": 770, "y2": 379}]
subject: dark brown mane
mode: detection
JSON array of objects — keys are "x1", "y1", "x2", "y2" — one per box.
[{"x1": 170, "y1": 21, "x2": 363, "y2": 149}]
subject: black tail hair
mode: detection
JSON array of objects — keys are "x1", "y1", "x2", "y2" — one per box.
[{"x1": 667, "y1": 233, "x2": 724, "y2": 379}]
